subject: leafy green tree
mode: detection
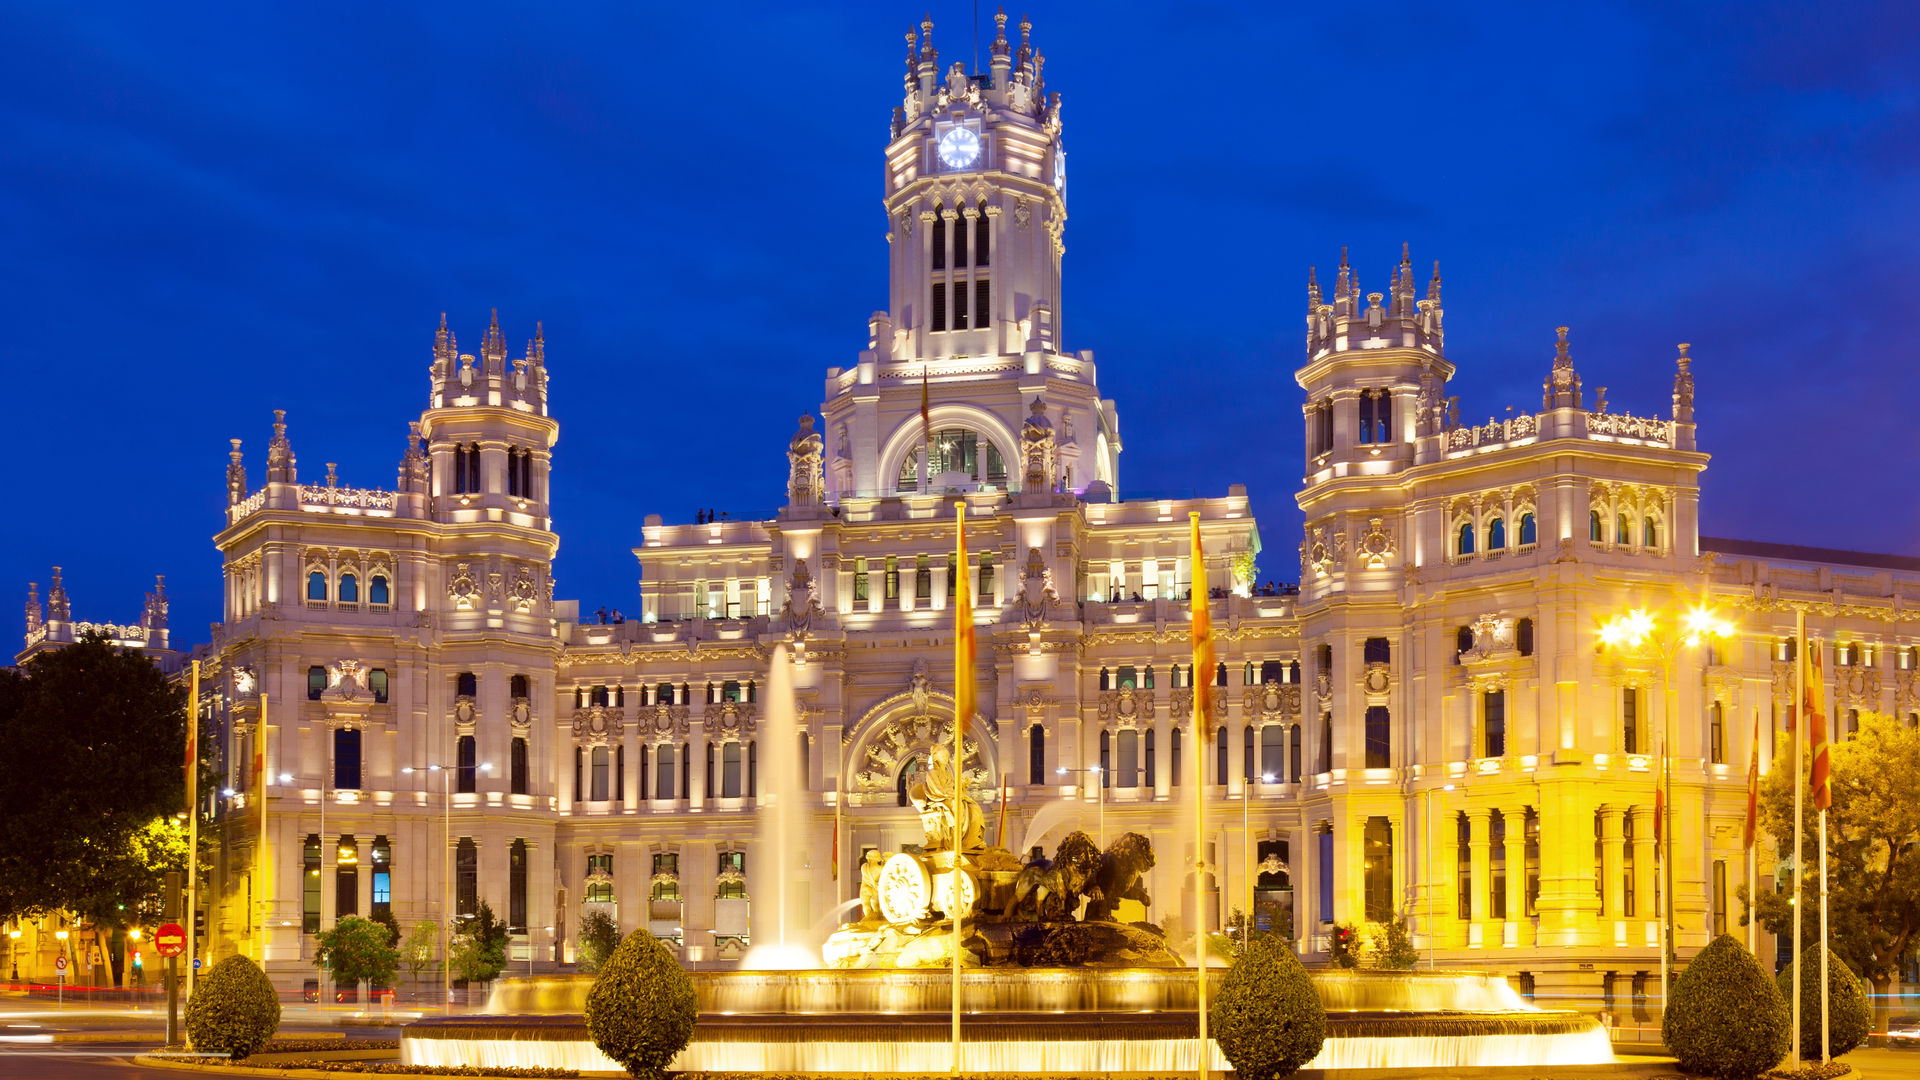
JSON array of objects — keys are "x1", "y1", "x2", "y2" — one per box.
[
  {"x1": 1750, "y1": 713, "x2": 1920, "y2": 998},
  {"x1": 1210, "y1": 935, "x2": 1326, "y2": 1079},
  {"x1": 1662, "y1": 934, "x2": 1789, "y2": 1077},
  {"x1": 0, "y1": 637, "x2": 189, "y2": 923},
  {"x1": 585, "y1": 929, "x2": 698, "y2": 1080},
  {"x1": 400, "y1": 921, "x2": 440, "y2": 999},
  {"x1": 1366, "y1": 917, "x2": 1419, "y2": 970},
  {"x1": 314, "y1": 915, "x2": 401, "y2": 997},
  {"x1": 578, "y1": 909, "x2": 621, "y2": 973},
  {"x1": 1777, "y1": 943, "x2": 1872, "y2": 1059},
  {"x1": 449, "y1": 901, "x2": 510, "y2": 986}
]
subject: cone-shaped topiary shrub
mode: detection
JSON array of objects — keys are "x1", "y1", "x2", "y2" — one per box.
[
  {"x1": 1662, "y1": 934, "x2": 1789, "y2": 1078},
  {"x1": 184, "y1": 954, "x2": 282, "y2": 1060},
  {"x1": 584, "y1": 929, "x2": 698, "y2": 1080},
  {"x1": 1776, "y1": 943, "x2": 1872, "y2": 1059},
  {"x1": 1210, "y1": 935, "x2": 1327, "y2": 1080}
]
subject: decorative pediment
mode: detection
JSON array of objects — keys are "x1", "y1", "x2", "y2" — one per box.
[
  {"x1": 447, "y1": 562, "x2": 478, "y2": 610},
  {"x1": 1246, "y1": 681, "x2": 1303, "y2": 722},
  {"x1": 1832, "y1": 666, "x2": 1881, "y2": 708},
  {"x1": 707, "y1": 700, "x2": 758, "y2": 738},
  {"x1": 1098, "y1": 687, "x2": 1153, "y2": 729},
  {"x1": 643, "y1": 703, "x2": 691, "y2": 742},
  {"x1": 1702, "y1": 665, "x2": 1742, "y2": 707},
  {"x1": 509, "y1": 696, "x2": 535, "y2": 732},
  {"x1": 571, "y1": 705, "x2": 625, "y2": 744}
]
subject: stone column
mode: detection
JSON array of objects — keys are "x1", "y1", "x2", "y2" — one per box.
[
  {"x1": 555, "y1": 726, "x2": 574, "y2": 815},
  {"x1": 1600, "y1": 805, "x2": 1624, "y2": 931},
  {"x1": 688, "y1": 721, "x2": 708, "y2": 809},
  {"x1": 1466, "y1": 807, "x2": 1492, "y2": 947},
  {"x1": 1505, "y1": 806, "x2": 1529, "y2": 947},
  {"x1": 621, "y1": 735, "x2": 639, "y2": 813},
  {"x1": 1630, "y1": 807, "x2": 1658, "y2": 946},
  {"x1": 1226, "y1": 713, "x2": 1245, "y2": 797},
  {"x1": 1152, "y1": 712, "x2": 1171, "y2": 798}
]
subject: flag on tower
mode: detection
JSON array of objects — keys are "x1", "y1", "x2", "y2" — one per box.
[
  {"x1": 1189, "y1": 513, "x2": 1215, "y2": 736},
  {"x1": 1807, "y1": 642, "x2": 1831, "y2": 811},
  {"x1": 1744, "y1": 711, "x2": 1761, "y2": 850}
]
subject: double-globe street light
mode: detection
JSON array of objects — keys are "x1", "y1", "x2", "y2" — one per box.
[{"x1": 1597, "y1": 602, "x2": 1734, "y2": 1013}]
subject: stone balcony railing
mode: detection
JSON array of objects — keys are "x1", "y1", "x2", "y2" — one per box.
[
  {"x1": 226, "y1": 483, "x2": 404, "y2": 525},
  {"x1": 1444, "y1": 413, "x2": 1539, "y2": 453},
  {"x1": 1585, "y1": 411, "x2": 1674, "y2": 445}
]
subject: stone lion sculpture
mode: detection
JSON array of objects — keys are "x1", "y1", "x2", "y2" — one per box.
[
  {"x1": 1082, "y1": 831, "x2": 1155, "y2": 922},
  {"x1": 1004, "y1": 830, "x2": 1101, "y2": 921}
]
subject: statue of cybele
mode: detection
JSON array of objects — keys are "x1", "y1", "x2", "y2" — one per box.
[{"x1": 907, "y1": 743, "x2": 985, "y2": 852}]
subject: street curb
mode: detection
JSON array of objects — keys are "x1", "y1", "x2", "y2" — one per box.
[{"x1": 135, "y1": 1052, "x2": 397, "y2": 1078}]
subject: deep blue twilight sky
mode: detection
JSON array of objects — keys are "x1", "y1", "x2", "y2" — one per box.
[{"x1": 3, "y1": 2, "x2": 1918, "y2": 642}]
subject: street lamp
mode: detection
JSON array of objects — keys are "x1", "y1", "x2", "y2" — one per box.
[
  {"x1": 1425, "y1": 783, "x2": 1456, "y2": 969},
  {"x1": 403, "y1": 760, "x2": 491, "y2": 1013},
  {"x1": 8, "y1": 927, "x2": 19, "y2": 982},
  {"x1": 1598, "y1": 602, "x2": 1734, "y2": 1011}
]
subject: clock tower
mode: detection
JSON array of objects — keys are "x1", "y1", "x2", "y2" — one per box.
[{"x1": 818, "y1": 11, "x2": 1115, "y2": 504}]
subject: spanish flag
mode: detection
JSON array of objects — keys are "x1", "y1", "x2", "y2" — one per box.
[
  {"x1": 1189, "y1": 513, "x2": 1215, "y2": 737},
  {"x1": 1806, "y1": 640, "x2": 1831, "y2": 811},
  {"x1": 954, "y1": 503, "x2": 975, "y2": 736},
  {"x1": 1743, "y1": 711, "x2": 1760, "y2": 850}
]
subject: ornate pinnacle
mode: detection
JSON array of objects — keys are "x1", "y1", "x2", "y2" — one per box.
[
  {"x1": 533, "y1": 320, "x2": 545, "y2": 365},
  {"x1": 1307, "y1": 265, "x2": 1321, "y2": 310},
  {"x1": 992, "y1": 6, "x2": 1009, "y2": 56},
  {"x1": 920, "y1": 14, "x2": 936, "y2": 63},
  {"x1": 1018, "y1": 13, "x2": 1032, "y2": 67},
  {"x1": 1428, "y1": 260, "x2": 1443, "y2": 303},
  {"x1": 1673, "y1": 342, "x2": 1695, "y2": 420},
  {"x1": 482, "y1": 307, "x2": 507, "y2": 362}
]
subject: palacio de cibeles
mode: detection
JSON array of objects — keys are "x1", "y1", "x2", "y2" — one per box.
[{"x1": 5, "y1": 8, "x2": 1914, "y2": 1079}]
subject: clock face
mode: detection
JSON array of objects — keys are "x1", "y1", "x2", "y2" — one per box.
[{"x1": 938, "y1": 127, "x2": 981, "y2": 170}]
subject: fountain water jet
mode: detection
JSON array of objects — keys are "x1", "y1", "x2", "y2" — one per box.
[{"x1": 741, "y1": 643, "x2": 819, "y2": 971}]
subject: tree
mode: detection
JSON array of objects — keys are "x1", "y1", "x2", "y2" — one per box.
[
  {"x1": 1210, "y1": 936, "x2": 1326, "y2": 1079},
  {"x1": 1750, "y1": 712, "x2": 1920, "y2": 999},
  {"x1": 1328, "y1": 921, "x2": 1363, "y2": 968},
  {"x1": 400, "y1": 921, "x2": 440, "y2": 999},
  {"x1": 578, "y1": 909, "x2": 620, "y2": 973},
  {"x1": 314, "y1": 915, "x2": 401, "y2": 998},
  {"x1": 449, "y1": 901, "x2": 510, "y2": 987},
  {"x1": 584, "y1": 929, "x2": 698, "y2": 1080},
  {"x1": 0, "y1": 637, "x2": 189, "y2": 923},
  {"x1": 1366, "y1": 917, "x2": 1419, "y2": 970},
  {"x1": 1662, "y1": 934, "x2": 1788, "y2": 1078}
]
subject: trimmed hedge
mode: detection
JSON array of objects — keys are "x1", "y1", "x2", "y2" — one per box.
[
  {"x1": 1776, "y1": 943, "x2": 1872, "y2": 1060},
  {"x1": 583, "y1": 929, "x2": 698, "y2": 1080},
  {"x1": 1210, "y1": 935, "x2": 1327, "y2": 1080},
  {"x1": 1662, "y1": 934, "x2": 1789, "y2": 1078},
  {"x1": 185, "y1": 954, "x2": 283, "y2": 1060}
]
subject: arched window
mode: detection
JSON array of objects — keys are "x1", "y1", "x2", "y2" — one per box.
[
  {"x1": 1486, "y1": 518, "x2": 1506, "y2": 550},
  {"x1": 975, "y1": 199, "x2": 990, "y2": 266},
  {"x1": 456, "y1": 672, "x2": 477, "y2": 698},
  {"x1": 308, "y1": 665, "x2": 328, "y2": 701},
  {"x1": 930, "y1": 202, "x2": 946, "y2": 271},
  {"x1": 897, "y1": 754, "x2": 924, "y2": 808},
  {"x1": 1457, "y1": 521, "x2": 1475, "y2": 555},
  {"x1": 1243, "y1": 661, "x2": 1255, "y2": 686},
  {"x1": 1099, "y1": 667, "x2": 1110, "y2": 691},
  {"x1": 368, "y1": 574, "x2": 390, "y2": 606},
  {"x1": 1643, "y1": 516, "x2": 1659, "y2": 549},
  {"x1": 1519, "y1": 513, "x2": 1537, "y2": 546},
  {"x1": 338, "y1": 573, "x2": 358, "y2": 603},
  {"x1": 1517, "y1": 618, "x2": 1535, "y2": 657},
  {"x1": 1456, "y1": 626, "x2": 1474, "y2": 655},
  {"x1": 1242, "y1": 725, "x2": 1255, "y2": 782},
  {"x1": 307, "y1": 571, "x2": 328, "y2": 601},
  {"x1": 507, "y1": 448, "x2": 522, "y2": 497},
  {"x1": 1215, "y1": 662, "x2": 1228, "y2": 687},
  {"x1": 1616, "y1": 513, "x2": 1631, "y2": 545},
  {"x1": 647, "y1": 879, "x2": 678, "y2": 903},
  {"x1": 466, "y1": 442, "x2": 481, "y2": 494},
  {"x1": 1029, "y1": 723, "x2": 1045, "y2": 785},
  {"x1": 1590, "y1": 510, "x2": 1603, "y2": 542}
]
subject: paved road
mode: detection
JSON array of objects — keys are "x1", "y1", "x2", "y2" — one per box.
[{"x1": 0, "y1": 998, "x2": 403, "y2": 1078}]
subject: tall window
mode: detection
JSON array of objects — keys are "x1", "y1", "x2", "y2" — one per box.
[
  {"x1": 1708, "y1": 702, "x2": 1725, "y2": 764},
  {"x1": 1170, "y1": 726, "x2": 1182, "y2": 787},
  {"x1": 1519, "y1": 513, "x2": 1537, "y2": 546},
  {"x1": 334, "y1": 728, "x2": 362, "y2": 789},
  {"x1": 952, "y1": 208, "x2": 968, "y2": 268},
  {"x1": 1622, "y1": 688, "x2": 1640, "y2": 754},
  {"x1": 302, "y1": 834, "x2": 322, "y2": 933},
  {"x1": 456, "y1": 839, "x2": 477, "y2": 919},
  {"x1": 308, "y1": 571, "x2": 328, "y2": 601},
  {"x1": 1289, "y1": 724, "x2": 1301, "y2": 783},
  {"x1": 915, "y1": 555, "x2": 932, "y2": 599},
  {"x1": 1365, "y1": 705, "x2": 1391, "y2": 768},
  {"x1": 1517, "y1": 618, "x2": 1535, "y2": 657},
  {"x1": 1590, "y1": 510, "x2": 1603, "y2": 542},
  {"x1": 308, "y1": 665, "x2": 328, "y2": 701},
  {"x1": 369, "y1": 574, "x2": 390, "y2": 606},
  {"x1": 853, "y1": 558, "x2": 869, "y2": 601},
  {"x1": 510, "y1": 737, "x2": 529, "y2": 795},
  {"x1": 1242, "y1": 725, "x2": 1255, "y2": 782},
  {"x1": 1622, "y1": 814, "x2": 1636, "y2": 916},
  {"x1": 1363, "y1": 817, "x2": 1393, "y2": 922},
  {"x1": 509, "y1": 839, "x2": 528, "y2": 933},
  {"x1": 1711, "y1": 859, "x2": 1727, "y2": 937},
  {"x1": 1216, "y1": 727, "x2": 1229, "y2": 786},
  {"x1": 456, "y1": 671, "x2": 477, "y2": 698},
  {"x1": 370, "y1": 668, "x2": 389, "y2": 703},
  {"x1": 974, "y1": 278, "x2": 990, "y2": 331},
  {"x1": 1310, "y1": 398, "x2": 1334, "y2": 456},
  {"x1": 338, "y1": 573, "x2": 359, "y2": 603},
  {"x1": 1525, "y1": 810, "x2": 1540, "y2": 915},
  {"x1": 1259, "y1": 725, "x2": 1283, "y2": 782},
  {"x1": 1457, "y1": 522, "x2": 1475, "y2": 556},
  {"x1": 1456, "y1": 815, "x2": 1473, "y2": 919},
  {"x1": 974, "y1": 200, "x2": 989, "y2": 265},
  {"x1": 655, "y1": 743, "x2": 678, "y2": 799},
  {"x1": 979, "y1": 553, "x2": 995, "y2": 599},
  {"x1": 930, "y1": 203, "x2": 945, "y2": 270},
  {"x1": 885, "y1": 555, "x2": 900, "y2": 600},
  {"x1": 590, "y1": 745, "x2": 610, "y2": 801},
  {"x1": 1490, "y1": 812, "x2": 1507, "y2": 919},
  {"x1": 336, "y1": 835, "x2": 359, "y2": 918},
  {"x1": 1487, "y1": 518, "x2": 1506, "y2": 550},
  {"x1": 721, "y1": 742, "x2": 743, "y2": 798},
  {"x1": 457, "y1": 734, "x2": 477, "y2": 793},
  {"x1": 1484, "y1": 690, "x2": 1506, "y2": 758},
  {"x1": 371, "y1": 836, "x2": 391, "y2": 921}
]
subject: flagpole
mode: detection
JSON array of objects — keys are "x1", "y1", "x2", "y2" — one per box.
[
  {"x1": 950, "y1": 501, "x2": 970, "y2": 1076},
  {"x1": 257, "y1": 692, "x2": 270, "y2": 964},
  {"x1": 185, "y1": 661, "x2": 201, "y2": 1012},
  {"x1": 1819, "y1": 805, "x2": 1830, "y2": 1064},
  {"x1": 1746, "y1": 709, "x2": 1758, "y2": 954},
  {"x1": 1792, "y1": 609, "x2": 1805, "y2": 1066},
  {"x1": 1656, "y1": 728, "x2": 1667, "y2": 1008},
  {"x1": 1188, "y1": 512, "x2": 1212, "y2": 1080}
]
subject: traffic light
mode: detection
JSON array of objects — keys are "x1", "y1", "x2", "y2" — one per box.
[
  {"x1": 132, "y1": 951, "x2": 143, "y2": 969},
  {"x1": 193, "y1": 908, "x2": 206, "y2": 941}
]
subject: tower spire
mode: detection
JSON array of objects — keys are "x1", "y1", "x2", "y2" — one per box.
[
  {"x1": 1307, "y1": 266, "x2": 1321, "y2": 311},
  {"x1": 1428, "y1": 260, "x2": 1443, "y2": 304},
  {"x1": 1335, "y1": 246, "x2": 1351, "y2": 305},
  {"x1": 1543, "y1": 325, "x2": 1583, "y2": 410},
  {"x1": 226, "y1": 438, "x2": 248, "y2": 506},
  {"x1": 267, "y1": 409, "x2": 297, "y2": 484},
  {"x1": 47, "y1": 566, "x2": 69, "y2": 623}
]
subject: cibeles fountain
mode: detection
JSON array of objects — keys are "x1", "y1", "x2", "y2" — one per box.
[{"x1": 404, "y1": 645, "x2": 1614, "y2": 1073}]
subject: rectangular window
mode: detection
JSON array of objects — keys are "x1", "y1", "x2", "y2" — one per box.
[
  {"x1": 1318, "y1": 830, "x2": 1335, "y2": 925},
  {"x1": 336, "y1": 836, "x2": 359, "y2": 918},
  {"x1": 1622, "y1": 688, "x2": 1639, "y2": 754},
  {"x1": 334, "y1": 728, "x2": 362, "y2": 790},
  {"x1": 371, "y1": 836, "x2": 391, "y2": 921},
  {"x1": 952, "y1": 280, "x2": 969, "y2": 330},
  {"x1": 1622, "y1": 814, "x2": 1636, "y2": 917},
  {"x1": 1484, "y1": 690, "x2": 1506, "y2": 758},
  {"x1": 656, "y1": 743, "x2": 677, "y2": 800},
  {"x1": 975, "y1": 212, "x2": 989, "y2": 266},
  {"x1": 1216, "y1": 728, "x2": 1229, "y2": 786},
  {"x1": 303, "y1": 834, "x2": 322, "y2": 933},
  {"x1": 722, "y1": 742, "x2": 743, "y2": 798},
  {"x1": 930, "y1": 278, "x2": 947, "y2": 331},
  {"x1": 885, "y1": 556, "x2": 900, "y2": 600},
  {"x1": 1709, "y1": 702, "x2": 1725, "y2": 764},
  {"x1": 370, "y1": 668, "x2": 389, "y2": 704},
  {"x1": 1363, "y1": 817, "x2": 1393, "y2": 923},
  {"x1": 979, "y1": 554, "x2": 994, "y2": 599},
  {"x1": 974, "y1": 278, "x2": 990, "y2": 330},
  {"x1": 1365, "y1": 705, "x2": 1391, "y2": 768},
  {"x1": 1711, "y1": 859, "x2": 1727, "y2": 937},
  {"x1": 1456, "y1": 815, "x2": 1472, "y2": 919},
  {"x1": 511, "y1": 737, "x2": 529, "y2": 795},
  {"x1": 456, "y1": 839, "x2": 478, "y2": 919},
  {"x1": 853, "y1": 558, "x2": 869, "y2": 601},
  {"x1": 915, "y1": 555, "x2": 932, "y2": 599},
  {"x1": 509, "y1": 839, "x2": 528, "y2": 933},
  {"x1": 1490, "y1": 813, "x2": 1507, "y2": 920},
  {"x1": 953, "y1": 212, "x2": 968, "y2": 267},
  {"x1": 590, "y1": 745, "x2": 609, "y2": 801},
  {"x1": 457, "y1": 734, "x2": 477, "y2": 793},
  {"x1": 931, "y1": 211, "x2": 945, "y2": 270},
  {"x1": 615, "y1": 744, "x2": 625, "y2": 802},
  {"x1": 1170, "y1": 726, "x2": 1182, "y2": 787}
]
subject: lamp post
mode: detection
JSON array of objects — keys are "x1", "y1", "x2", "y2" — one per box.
[
  {"x1": 9, "y1": 926, "x2": 20, "y2": 983},
  {"x1": 403, "y1": 760, "x2": 490, "y2": 1014},
  {"x1": 1425, "y1": 783, "x2": 1456, "y2": 970},
  {"x1": 1598, "y1": 603, "x2": 1733, "y2": 1013}
]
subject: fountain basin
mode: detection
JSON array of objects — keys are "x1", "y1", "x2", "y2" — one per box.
[{"x1": 403, "y1": 968, "x2": 1612, "y2": 1073}]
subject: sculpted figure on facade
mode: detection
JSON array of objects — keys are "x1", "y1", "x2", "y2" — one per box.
[
  {"x1": 781, "y1": 558, "x2": 824, "y2": 637},
  {"x1": 1022, "y1": 397, "x2": 1056, "y2": 491},
  {"x1": 907, "y1": 742, "x2": 986, "y2": 853},
  {"x1": 1014, "y1": 546, "x2": 1059, "y2": 624},
  {"x1": 787, "y1": 414, "x2": 825, "y2": 507}
]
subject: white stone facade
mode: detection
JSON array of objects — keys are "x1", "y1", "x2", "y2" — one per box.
[{"x1": 120, "y1": 15, "x2": 1920, "y2": 1009}]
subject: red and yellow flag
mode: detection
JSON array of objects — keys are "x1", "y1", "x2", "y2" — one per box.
[
  {"x1": 1806, "y1": 639, "x2": 1831, "y2": 811},
  {"x1": 1744, "y1": 711, "x2": 1760, "y2": 849},
  {"x1": 1189, "y1": 513, "x2": 1215, "y2": 737},
  {"x1": 954, "y1": 504, "x2": 975, "y2": 736}
]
